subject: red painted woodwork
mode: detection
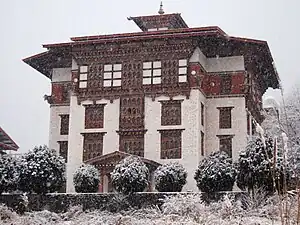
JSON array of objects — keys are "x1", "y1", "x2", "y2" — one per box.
[
  {"x1": 202, "y1": 74, "x2": 221, "y2": 95},
  {"x1": 51, "y1": 83, "x2": 71, "y2": 104},
  {"x1": 231, "y1": 73, "x2": 245, "y2": 94}
]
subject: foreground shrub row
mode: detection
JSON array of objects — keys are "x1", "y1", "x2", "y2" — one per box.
[{"x1": 0, "y1": 193, "x2": 299, "y2": 225}]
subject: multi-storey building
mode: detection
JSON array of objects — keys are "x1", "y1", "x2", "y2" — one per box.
[{"x1": 23, "y1": 7, "x2": 280, "y2": 192}]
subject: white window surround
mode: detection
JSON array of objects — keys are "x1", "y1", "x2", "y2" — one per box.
[
  {"x1": 103, "y1": 63, "x2": 122, "y2": 87},
  {"x1": 79, "y1": 65, "x2": 88, "y2": 88},
  {"x1": 143, "y1": 61, "x2": 162, "y2": 85},
  {"x1": 178, "y1": 59, "x2": 188, "y2": 83}
]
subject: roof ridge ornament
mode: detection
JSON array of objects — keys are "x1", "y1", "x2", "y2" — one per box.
[{"x1": 158, "y1": 1, "x2": 165, "y2": 15}]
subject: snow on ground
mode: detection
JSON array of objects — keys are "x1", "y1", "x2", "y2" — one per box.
[{"x1": 0, "y1": 194, "x2": 298, "y2": 225}]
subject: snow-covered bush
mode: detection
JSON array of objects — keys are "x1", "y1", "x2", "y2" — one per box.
[
  {"x1": 111, "y1": 156, "x2": 149, "y2": 195},
  {"x1": 194, "y1": 151, "x2": 236, "y2": 193},
  {"x1": 154, "y1": 162, "x2": 187, "y2": 192},
  {"x1": 18, "y1": 145, "x2": 65, "y2": 194},
  {"x1": 236, "y1": 137, "x2": 274, "y2": 193},
  {"x1": 73, "y1": 164, "x2": 100, "y2": 193},
  {"x1": 0, "y1": 154, "x2": 19, "y2": 194}
]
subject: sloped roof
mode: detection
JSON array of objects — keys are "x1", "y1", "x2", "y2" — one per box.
[{"x1": 0, "y1": 127, "x2": 19, "y2": 151}]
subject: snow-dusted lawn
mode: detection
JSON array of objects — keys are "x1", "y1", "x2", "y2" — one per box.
[{"x1": 0, "y1": 194, "x2": 298, "y2": 225}]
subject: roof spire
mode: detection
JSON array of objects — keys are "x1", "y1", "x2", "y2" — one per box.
[{"x1": 158, "y1": 1, "x2": 165, "y2": 15}]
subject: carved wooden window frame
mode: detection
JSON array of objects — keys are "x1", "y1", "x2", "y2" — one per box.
[
  {"x1": 142, "y1": 61, "x2": 162, "y2": 85},
  {"x1": 117, "y1": 130, "x2": 145, "y2": 157},
  {"x1": 103, "y1": 64, "x2": 122, "y2": 87},
  {"x1": 160, "y1": 100, "x2": 182, "y2": 126},
  {"x1": 159, "y1": 129, "x2": 184, "y2": 159},
  {"x1": 218, "y1": 107, "x2": 233, "y2": 129},
  {"x1": 58, "y1": 141, "x2": 68, "y2": 163},
  {"x1": 201, "y1": 102, "x2": 204, "y2": 126},
  {"x1": 82, "y1": 132, "x2": 105, "y2": 162},
  {"x1": 220, "y1": 75, "x2": 232, "y2": 94},
  {"x1": 84, "y1": 104, "x2": 105, "y2": 129},
  {"x1": 217, "y1": 135, "x2": 234, "y2": 158},
  {"x1": 201, "y1": 131, "x2": 204, "y2": 156},
  {"x1": 79, "y1": 65, "x2": 88, "y2": 88},
  {"x1": 178, "y1": 59, "x2": 188, "y2": 83},
  {"x1": 59, "y1": 114, "x2": 69, "y2": 135}
]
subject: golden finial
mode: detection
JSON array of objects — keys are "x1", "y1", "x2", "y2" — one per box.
[{"x1": 158, "y1": 1, "x2": 165, "y2": 15}]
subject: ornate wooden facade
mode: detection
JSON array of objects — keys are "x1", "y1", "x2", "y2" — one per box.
[
  {"x1": 160, "y1": 100, "x2": 182, "y2": 126},
  {"x1": 58, "y1": 141, "x2": 68, "y2": 163},
  {"x1": 218, "y1": 135, "x2": 233, "y2": 158},
  {"x1": 218, "y1": 107, "x2": 233, "y2": 129},
  {"x1": 59, "y1": 114, "x2": 69, "y2": 135},
  {"x1": 159, "y1": 129, "x2": 184, "y2": 159},
  {"x1": 82, "y1": 133, "x2": 105, "y2": 161},
  {"x1": 84, "y1": 104, "x2": 105, "y2": 129}
]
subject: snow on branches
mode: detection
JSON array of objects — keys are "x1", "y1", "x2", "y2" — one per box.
[
  {"x1": 18, "y1": 145, "x2": 66, "y2": 194},
  {"x1": 194, "y1": 151, "x2": 236, "y2": 193},
  {"x1": 111, "y1": 156, "x2": 149, "y2": 195},
  {"x1": 154, "y1": 162, "x2": 187, "y2": 192},
  {"x1": 73, "y1": 164, "x2": 100, "y2": 193},
  {"x1": 0, "y1": 154, "x2": 19, "y2": 194}
]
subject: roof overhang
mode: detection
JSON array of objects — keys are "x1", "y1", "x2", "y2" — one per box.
[
  {"x1": 23, "y1": 26, "x2": 280, "y2": 89},
  {"x1": 23, "y1": 49, "x2": 72, "y2": 79},
  {"x1": 0, "y1": 127, "x2": 19, "y2": 151}
]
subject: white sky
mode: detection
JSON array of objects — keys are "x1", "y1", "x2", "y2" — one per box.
[{"x1": 0, "y1": 0, "x2": 299, "y2": 153}]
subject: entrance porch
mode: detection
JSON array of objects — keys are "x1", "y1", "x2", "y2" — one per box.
[{"x1": 84, "y1": 151, "x2": 161, "y2": 192}]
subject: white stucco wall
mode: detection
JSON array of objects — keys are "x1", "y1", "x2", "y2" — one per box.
[
  {"x1": 66, "y1": 96, "x2": 120, "y2": 192},
  {"x1": 205, "y1": 97, "x2": 247, "y2": 160},
  {"x1": 52, "y1": 68, "x2": 72, "y2": 82},
  {"x1": 189, "y1": 47, "x2": 245, "y2": 72},
  {"x1": 144, "y1": 90, "x2": 206, "y2": 191},
  {"x1": 49, "y1": 106, "x2": 70, "y2": 152}
]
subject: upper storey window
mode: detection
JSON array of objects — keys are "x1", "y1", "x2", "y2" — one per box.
[
  {"x1": 143, "y1": 61, "x2": 162, "y2": 85},
  {"x1": 103, "y1": 64, "x2": 122, "y2": 87},
  {"x1": 79, "y1": 66, "x2": 88, "y2": 88},
  {"x1": 178, "y1": 59, "x2": 188, "y2": 83}
]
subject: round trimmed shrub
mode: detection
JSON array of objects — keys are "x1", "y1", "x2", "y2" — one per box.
[
  {"x1": 111, "y1": 156, "x2": 149, "y2": 195},
  {"x1": 73, "y1": 164, "x2": 100, "y2": 193},
  {"x1": 194, "y1": 151, "x2": 236, "y2": 192},
  {"x1": 154, "y1": 162, "x2": 187, "y2": 192},
  {"x1": 18, "y1": 145, "x2": 66, "y2": 194}
]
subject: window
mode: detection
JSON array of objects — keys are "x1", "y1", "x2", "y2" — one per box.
[
  {"x1": 118, "y1": 131, "x2": 145, "y2": 157},
  {"x1": 220, "y1": 75, "x2": 232, "y2": 94},
  {"x1": 60, "y1": 114, "x2": 69, "y2": 135},
  {"x1": 85, "y1": 104, "x2": 105, "y2": 129},
  {"x1": 178, "y1": 59, "x2": 188, "y2": 83},
  {"x1": 159, "y1": 129, "x2": 183, "y2": 159},
  {"x1": 161, "y1": 100, "x2": 182, "y2": 126},
  {"x1": 201, "y1": 102, "x2": 204, "y2": 126},
  {"x1": 218, "y1": 107, "x2": 233, "y2": 129},
  {"x1": 79, "y1": 65, "x2": 88, "y2": 88},
  {"x1": 201, "y1": 131, "x2": 204, "y2": 156},
  {"x1": 103, "y1": 64, "x2": 122, "y2": 87},
  {"x1": 218, "y1": 135, "x2": 233, "y2": 158},
  {"x1": 58, "y1": 141, "x2": 68, "y2": 163},
  {"x1": 82, "y1": 133, "x2": 104, "y2": 161},
  {"x1": 143, "y1": 61, "x2": 162, "y2": 85}
]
